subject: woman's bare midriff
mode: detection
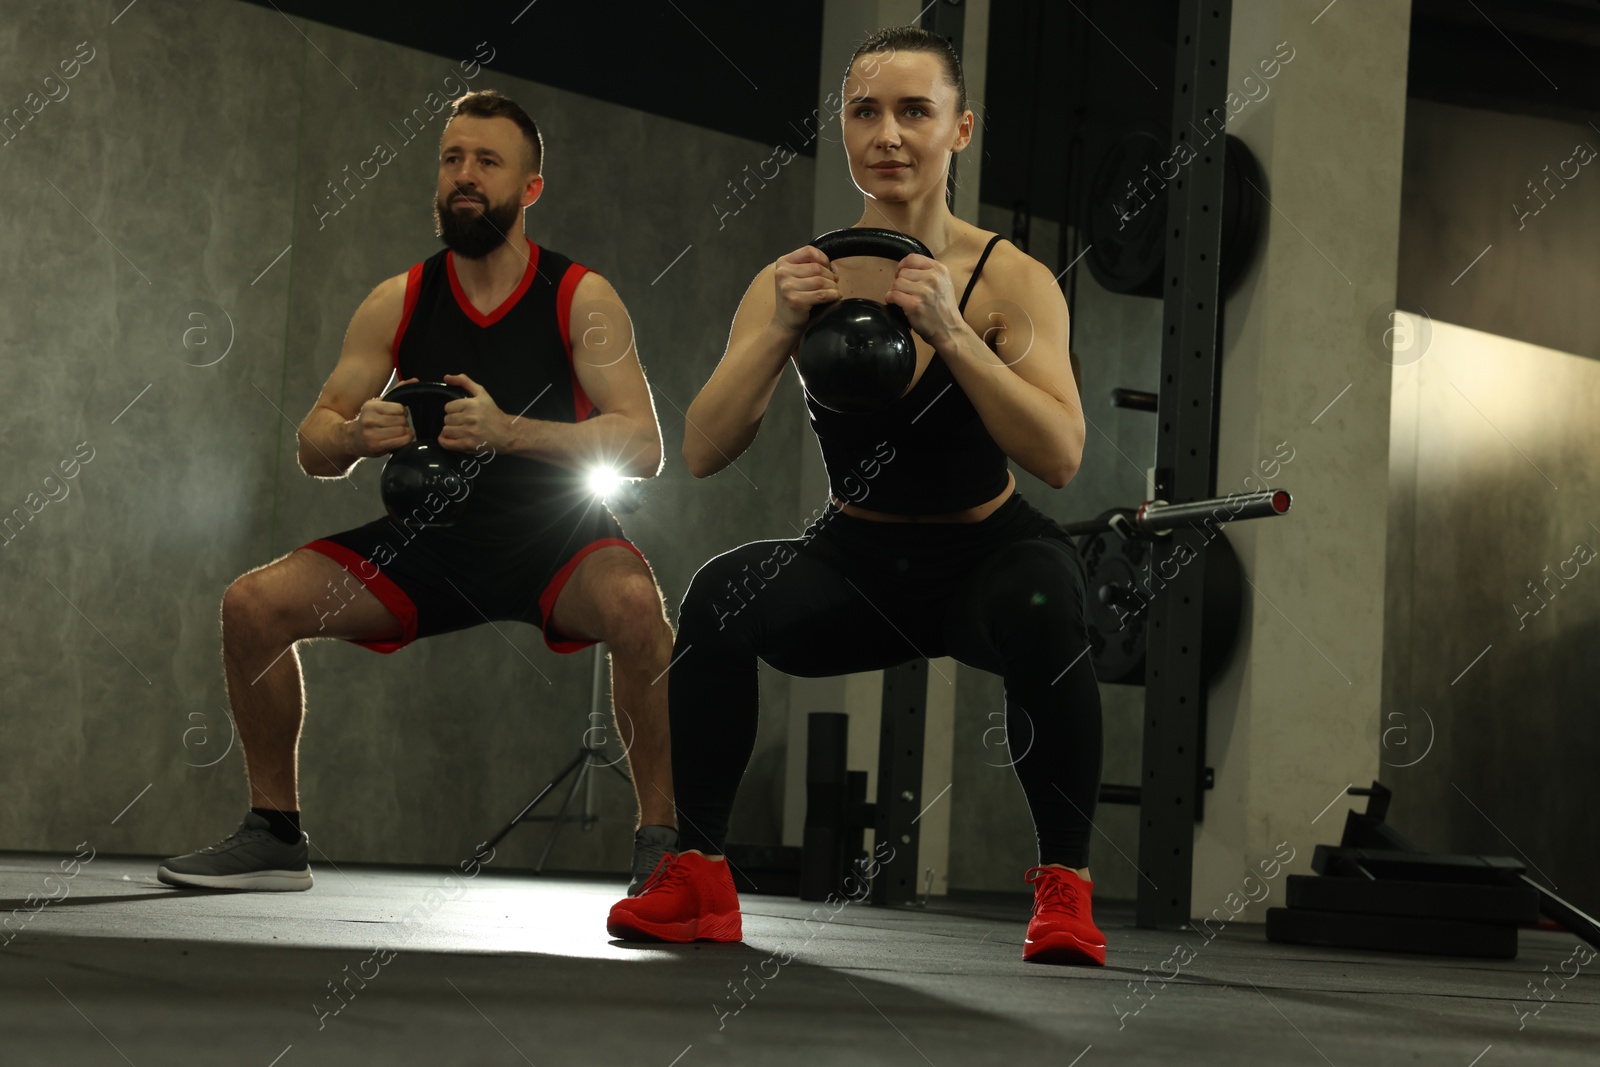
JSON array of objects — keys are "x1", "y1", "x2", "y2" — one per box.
[{"x1": 832, "y1": 470, "x2": 1016, "y2": 524}]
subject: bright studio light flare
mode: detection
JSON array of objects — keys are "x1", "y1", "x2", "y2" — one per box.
[{"x1": 586, "y1": 466, "x2": 624, "y2": 498}]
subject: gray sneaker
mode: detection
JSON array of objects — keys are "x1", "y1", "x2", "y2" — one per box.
[
  {"x1": 628, "y1": 825, "x2": 679, "y2": 895},
  {"x1": 156, "y1": 811, "x2": 313, "y2": 891}
]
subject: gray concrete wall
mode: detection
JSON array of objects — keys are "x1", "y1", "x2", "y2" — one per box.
[
  {"x1": 0, "y1": 1, "x2": 811, "y2": 874},
  {"x1": 1384, "y1": 100, "x2": 1600, "y2": 911},
  {"x1": 1385, "y1": 320, "x2": 1600, "y2": 913},
  {"x1": 1397, "y1": 99, "x2": 1600, "y2": 363}
]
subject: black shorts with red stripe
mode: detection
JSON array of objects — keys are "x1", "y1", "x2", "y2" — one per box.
[{"x1": 299, "y1": 492, "x2": 645, "y2": 655}]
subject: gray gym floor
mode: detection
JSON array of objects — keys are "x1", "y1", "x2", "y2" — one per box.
[{"x1": 1, "y1": 853, "x2": 1593, "y2": 1066}]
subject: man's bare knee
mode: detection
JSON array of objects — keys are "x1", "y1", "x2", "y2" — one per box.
[
  {"x1": 222, "y1": 572, "x2": 287, "y2": 651},
  {"x1": 601, "y1": 575, "x2": 673, "y2": 659}
]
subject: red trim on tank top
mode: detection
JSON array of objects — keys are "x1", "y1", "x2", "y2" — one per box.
[
  {"x1": 391, "y1": 263, "x2": 424, "y2": 370},
  {"x1": 557, "y1": 263, "x2": 598, "y2": 419},
  {"x1": 445, "y1": 242, "x2": 542, "y2": 327}
]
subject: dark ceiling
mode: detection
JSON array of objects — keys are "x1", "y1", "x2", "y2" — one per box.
[
  {"x1": 240, "y1": 0, "x2": 1599, "y2": 229},
  {"x1": 237, "y1": 0, "x2": 821, "y2": 152},
  {"x1": 1407, "y1": 0, "x2": 1600, "y2": 124},
  {"x1": 977, "y1": 0, "x2": 1600, "y2": 234}
]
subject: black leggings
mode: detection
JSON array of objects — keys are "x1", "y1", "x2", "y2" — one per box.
[{"x1": 669, "y1": 492, "x2": 1103, "y2": 869}]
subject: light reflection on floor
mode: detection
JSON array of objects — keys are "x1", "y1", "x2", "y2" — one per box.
[{"x1": 0, "y1": 854, "x2": 698, "y2": 961}]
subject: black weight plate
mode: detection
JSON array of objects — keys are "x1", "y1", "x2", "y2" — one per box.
[
  {"x1": 1077, "y1": 514, "x2": 1245, "y2": 687},
  {"x1": 1082, "y1": 126, "x2": 1168, "y2": 298},
  {"x1": 1082, "y1": 128, "x2": 1266, "y2": 299},
  {"x1": 1174, "y1": 523, "x2": 1243, "y2": 679},
  {"x1": 1078, "y1": 511, "x2": 1151, "y2": 685},
  {"x1": 1220, "y1": 134, "x2": 1265, "y2": 296}
]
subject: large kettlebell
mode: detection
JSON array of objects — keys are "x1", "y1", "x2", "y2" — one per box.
[
  {"x1": 379, "y1": 381, "x2": 472, "y2": 527},
  {"x1": 796, "y1": 228, "x2": 933, "y2": 414}
]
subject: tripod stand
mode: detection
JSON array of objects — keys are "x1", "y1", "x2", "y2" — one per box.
[{"x1": 478, "y1": 643, "x2": 634, "y2": 872}]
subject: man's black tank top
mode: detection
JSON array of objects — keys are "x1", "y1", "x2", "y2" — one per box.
[
  {"x1": 804, "y1": 233, "x2": 1010, "y2": 514},
  {"x1": 392, "y1": 242, "x2": 596, "y2": 532}
]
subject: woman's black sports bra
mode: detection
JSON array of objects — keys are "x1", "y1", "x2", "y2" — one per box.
[{"x1": 804, "y1": 234, "x2": 1010, "y2": 514}]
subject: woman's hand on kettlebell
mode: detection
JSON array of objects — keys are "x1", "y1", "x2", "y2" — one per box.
[
  {"x1": 439, "y1": 373, "x2": 510, "y2": 453},
  {"x1": 887, "y1": 254, "x2": 963, "y2": 349},
  {"x1": 772, "y1": 245, "x2": 841, "y2": 334},
  {"x1": 354, "y1": 377, "x2": 417, "y2": 457}
]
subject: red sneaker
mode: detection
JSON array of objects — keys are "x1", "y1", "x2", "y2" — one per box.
[
  {"x1": 1022, "y1": 866, "x2": 1106, "y2": 965},
  {"x1": 606, "y1": 851, "x2": 743, "y2": 943}
]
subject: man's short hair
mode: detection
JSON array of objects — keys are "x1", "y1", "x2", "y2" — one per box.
[{"x1": 447, "y1": 90, "x2": 544, "y2": 173}]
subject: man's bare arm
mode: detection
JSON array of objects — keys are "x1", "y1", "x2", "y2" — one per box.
[{"x1": 296, "y1": 274, "x2": 410, "y2": 478}]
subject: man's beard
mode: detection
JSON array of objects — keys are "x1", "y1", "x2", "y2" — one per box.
[{"x1": 434, "y1": 191, "x2": 521, "y2": 259}]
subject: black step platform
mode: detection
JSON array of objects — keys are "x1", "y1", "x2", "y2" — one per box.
[
  {"x1": 1265, "y1": 906, "x2": 1519, "y2": 958},
  {"x1": 1271, "y1": 782, "x2": 1600, "y2": 960},
  {"x1": 1284, "y1": 874, "x2": 1540, "y2": 924},
  {"x1": 1311, "y1": 845, "x2": 1526, "y2": 883}
]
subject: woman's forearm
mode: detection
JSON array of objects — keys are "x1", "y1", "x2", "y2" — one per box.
[
  {"x1": 936, "y1": 324, "x2": 1084, "y2": 489},
  {"x1": 683, "y1": 321, "x2": 799, "y2": 477}
]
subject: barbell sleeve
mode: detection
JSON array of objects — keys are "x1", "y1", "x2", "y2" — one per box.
[
  {"x1": 1136, "y1": 489, "x2": 1291, "y2": 532},
  {"x1": 1110, "y1": 388, "x2": 1158, "y2": 412}
]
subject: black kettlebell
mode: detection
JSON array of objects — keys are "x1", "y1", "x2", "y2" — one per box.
[
  {"x1": 379, "y1": 381, "x2": 472, "y2": 527},
  {"x1": 796, "y1": 228, "x2": 933, "y2": 414}
]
